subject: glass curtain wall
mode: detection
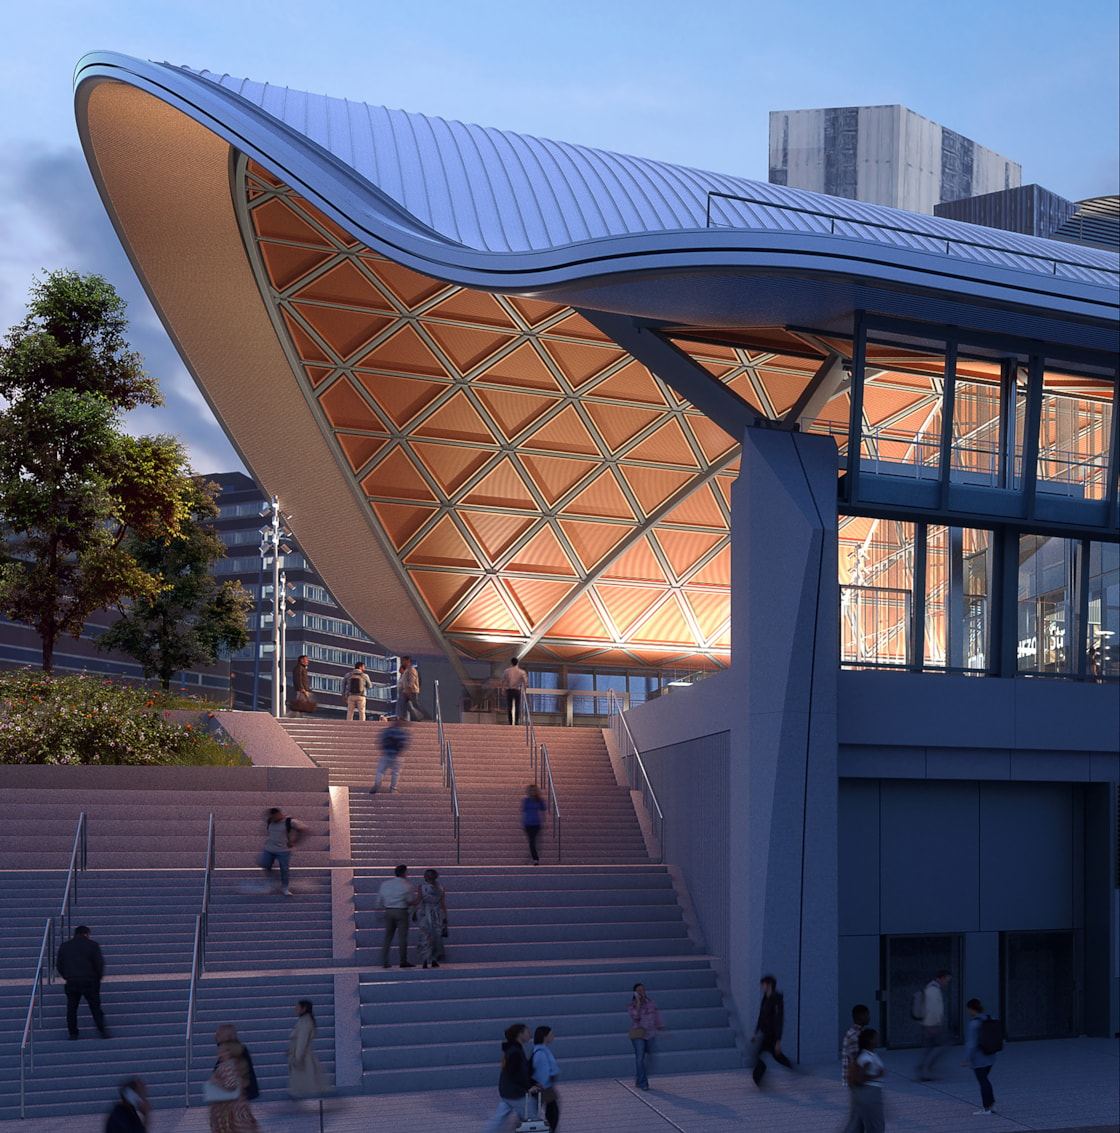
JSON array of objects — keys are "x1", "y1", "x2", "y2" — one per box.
[{"x1": 1036, "y1": 370, "x2": 1115, "y2": 500}]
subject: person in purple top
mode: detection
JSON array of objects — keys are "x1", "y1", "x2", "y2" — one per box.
[{"x1": 521, "y1": 784, "x2": 547, "y2": 865}]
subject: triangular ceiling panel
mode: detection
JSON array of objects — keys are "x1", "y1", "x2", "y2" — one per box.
[
  {"x1": 294, "y1": 259, "x2": 396, "y2": 311},
  {"x1": 251, "y1": 196, "x2": 334, "y2": 246},
  {"x1": 544, "y1": 312, "x2": 615, "y2": 342},
  {"x1": 446, "y1": 579, "x2": 522, "y2": 634},
  {"x1": 369, "y1": 501, "x2": 438, "y2": 551},
  {"x1": 461, "y1": 511, "x2": 536, "y2": 563},
  {"x1": 413, "y1": 390, "x2": 495, "y2": 444},
  {"x1": 560, "y1": 471, "x2": 635, "y2": 520},
  {"x1": 338, "y1": 432, "x2": 387, "y2": 472},
  {"x1": 557, "y1": 519, "x2": 628, "y2": 570},
  {"x1": 546, "y1": 591, "x2": 613, "y2": 641},
  {"x1": 590, "y1": 361, "x2": 669, "y2": 406},
  {"x1": 687, "y1": 413, "x2": 738, "y2": 462},
  {"x1": 364, "y1": 257, "x2": 449, "y2": 308},
  {"x1": 475, "y1": 388, "x2": 561, "y2": 441},
  {"x1": 598, "y1": 536, "x2": 668, "y2": 583},
  {"x1": 714, "y1": 476, "x2": 734, "y2": 510},
  {"x1": 361, "y1": 447, "x2": 436, "y2": 501},
  {"x1": 281, "y1": 309, "x2": 332, "y2": 364},
  {"x1": 503, "y1": 577, "x2": 573, "y2": 625},
  {"x1": 684, "y1": 543, "x2": 731, "y2": 586},
  {"x1": 683, "y1": 588, "x2": 730, "y2": 640},
  {"x1": 290, "y1": 302, "x2": 394, "y2": 361},
  {"x1": 755, "y1": 368, "x2": 813, "y2": 416},
  {"x1": 477, "y1": 341, "x2": 562, "y2": 391},
  {"x1": 410, "y1": 570, "x2": 476, "y2": 623},
  {"x1": 630, "y1": 594, "x2": 695, "y2": 645},
  {"x1": 426, "y1": 288, "x2": 516, "y2": 328},
  {"x1": 404, "y1": 515, "x2": 479, "y2": 569},
  {"x1": 258, "y1": 242, "x2": 335, "y2": 291},
  {"x1": 595, "y1": 583, "x2": 668, "y2": 637},
  {"x1": 360, "y1": 323, "x2": 448, "y2": 377},
  {"x1": 318, "y1": 377, "x2": 380, "y2": 431},
  {"x1": 425, "y1": 322, "x2": 518, "y2": 373},
  {"x1": 542, "y1": 339, "x2": 624, "y2": 388},
  {"x1": 623, "y1": 418, "x2": 700, "y2": 467},
  {"x1": 617, "y1": 465, "x2": 695, "y2": 516},
  {"x1": 506, "y1": 525, "x2": 578, "y2": 576},
  {"x1": 655, "y1": 528, "x2": 726, "y2": 580},
  {"x1": 460, "y1": 458, "x2": 537, "y2": 508},
  {"x1": 582, "y1": 401, "x2": 661, "y2": 452},
  {"x1": 519, "y1": 454, "x2": 599, "y2": 506},
  {"x1": 522, "y1": 405, "x2": 601, "y2": 455},
  {"x1": 660, "y1": 484, "x2": 726, "y2": 527},
  {"x1": 304, "y1": 364, "x2": 335, "y2": 388},
  {"x1": 410, "y1": 441, "x2": 492, "y2": 496},
  {"x1": 354, "y1": 372, "x2": 443, "y2": 427},
  {"x1": 505, "y1": 295, "x2": 569, "y2": 327}
]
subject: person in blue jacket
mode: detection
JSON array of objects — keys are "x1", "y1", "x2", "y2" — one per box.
[
  {"x1": 521, "y1": 784, "x2": 547, "y2": 865},
  {"x1": 961, "y1": 997, "x2": 997, "y2": 1115}
]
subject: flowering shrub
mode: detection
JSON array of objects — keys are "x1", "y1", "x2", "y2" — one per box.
[{"x1": 0, "y1": 670, "x2": 248, "y2": 766}]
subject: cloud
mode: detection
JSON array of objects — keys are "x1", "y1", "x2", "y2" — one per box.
[{"x1": 0, "y1": 142, "x2": 245, "y2": 476}]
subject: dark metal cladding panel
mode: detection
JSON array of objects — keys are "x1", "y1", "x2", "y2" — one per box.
[
  {"x1": 940, "y1": 129, "x2": 975, "y2": 205},
  {"x1": 935, "y1": 185, "x2": 1078, "y2": 239},
  {"x1": 824, "y1": 107, "x2": 859, "y2": 201}
]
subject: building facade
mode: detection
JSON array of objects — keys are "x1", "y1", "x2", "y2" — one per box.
[
  {"x1": 769, "y1": 104, "x2": 1021, "y2": 214},
  {"x1": 73, "y1": 54, "x2": 1118, "y2": 1057}
]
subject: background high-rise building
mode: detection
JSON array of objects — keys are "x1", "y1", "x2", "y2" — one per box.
[{"x1": 769, "y1": 104, "x2": 1021, "y2": 214}]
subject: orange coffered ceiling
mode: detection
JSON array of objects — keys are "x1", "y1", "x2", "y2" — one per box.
[{"x1": 242, "y1": 163, "x2": 886, "y2": 670}]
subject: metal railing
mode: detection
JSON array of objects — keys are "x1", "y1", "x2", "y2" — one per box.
[
  {"x1": 538, "y1": 743, "x2": 562, "y2": 863},
  {"x1": 20, "y1": 813, "x2": 88, "y2": 1117},
  {"x1": 704, "y1": 191, "x2": 1120, "y2": 282},
  {"x1": 522, "y1": 685, "x2": 539, "y2": 767},
  {"x1": 607, "y1": 691, "x2": 664, "y2": 863},
  {"x1": 433, "y1": 681, "x2": 462, "y2": 864},
  {"x1": 184, "y1": 814, "x2": 216, "y2": 1106}
]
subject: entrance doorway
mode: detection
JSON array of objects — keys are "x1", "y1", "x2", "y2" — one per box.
[{"x1": 1002, "y1": 930, "x2": 1078, "y2": 1038}]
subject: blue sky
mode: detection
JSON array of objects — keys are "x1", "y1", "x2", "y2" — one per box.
[{"x1": 1, "y1": 0, "x2": 1117, "y2": 474}]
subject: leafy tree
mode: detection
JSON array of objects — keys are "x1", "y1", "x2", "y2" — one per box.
[
  {"x1": 96, "y1": 479, "x2": 252, "y2": 689},
  {"x1": 0, "y1": 270, "x2": 193, "y2": 672}
]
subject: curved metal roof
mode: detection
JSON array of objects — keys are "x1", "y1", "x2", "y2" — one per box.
[{"x1": 71, "y1": 53, "x2": 1119, "y2": 674}]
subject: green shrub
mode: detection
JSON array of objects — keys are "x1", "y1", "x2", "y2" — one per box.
[{"x1": 0, "y1": 670, "x2": 248, "y2": 766}]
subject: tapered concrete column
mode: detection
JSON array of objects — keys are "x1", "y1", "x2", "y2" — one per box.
[{"x1": 728, "y1": 428, "x2": 838, "y2": 1062}]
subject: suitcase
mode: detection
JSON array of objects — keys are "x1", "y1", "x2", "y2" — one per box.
[{"x1": 515, "y1": 1093, "x2": 550, "y2": 1133}]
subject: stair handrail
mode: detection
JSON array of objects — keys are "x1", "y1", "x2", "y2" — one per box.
[
  {"x1": 522, "y1": 690, "x2": 539, "y2": 776},
  {"x1": 58, "y1": 811, "x2": 88, "y2": 939},
  {"x1": 433, "y1": 680, "x2": 462, "y2": 863},
  {"x1": 607, "y1": 690, "x2": 664, "y2": 863},
  {"x1": 184, "y1": 913, "x2": 204, "y2": 1106},
  {"x1": 444, "y1": 739, "x2": 462, "y2": 865},
  {"x1": 184, "y1": 814, "x2": 216, "y2": 1107},
  {"x1": 19, "y1": 918, "x2": 53, "y2": 1117},
  {"x1": 539, "y1": 742, "x2": 562, "y2": 863}
]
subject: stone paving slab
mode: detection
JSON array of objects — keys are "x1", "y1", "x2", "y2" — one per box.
[{"x1": 3, "y1": 1037, "x2": 1115, "y2": 1132}]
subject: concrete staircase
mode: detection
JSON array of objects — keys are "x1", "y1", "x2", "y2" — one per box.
[
  {"x1": 279, "y1": 716, "x2": 742, "y2": 1093},
  {"x1": 0, "y1": 778, "x2": 338, "y2": 1119}
]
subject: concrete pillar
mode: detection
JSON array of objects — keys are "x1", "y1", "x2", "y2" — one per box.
[{"x1": 728, "y1": 428, "x2": 838, "y2": 1062}]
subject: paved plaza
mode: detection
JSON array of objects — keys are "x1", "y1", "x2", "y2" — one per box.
[{"x1": 6, "y1": 1037, "x2": 1115, "y2": 1132}]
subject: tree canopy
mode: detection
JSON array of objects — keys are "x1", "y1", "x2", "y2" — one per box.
[
  {"x1": 0, "y1": 270, "x2": 195, "y2": 672},
  {"x1": 96, "y1": 478, "x2": 251, "y2": 689}
]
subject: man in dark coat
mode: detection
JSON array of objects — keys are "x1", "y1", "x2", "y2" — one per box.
[
  {"x1": 56, "y1": 924, "x2": 108, "y2": 1039},
  {"x1": 751, "y1": 974, "x2": 794, "y2": 1085}
]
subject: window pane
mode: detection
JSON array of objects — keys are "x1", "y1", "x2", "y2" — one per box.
[
  {"x1": 1017, "y1": 535, "x2": 1077, "y2": 674},
  {"x1": 1088, "y1": 542, "x2": 1119, "y2": 680},
  {"x1": 1036, "y1": 369, "x2": 1114, "y2": 501},
  {"x1": 925, "y1": 526, "x2": 992, "y2": 671},
  {"x1": 839, "y1": 517, "x2": 915, "y2": 666}
]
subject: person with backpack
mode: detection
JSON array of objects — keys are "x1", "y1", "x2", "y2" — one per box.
[
  {"x1": 370, "y1": 718, "x2": 410, "y2": 795},
  {"x1": 961, "y1": 997, "x2": 1000, "y2": 1116},
  {"x1": 914, "y1": 969, "x2": 952, "y2": 1080},
  {"x1": 482, "y1": 1023, "x2": 539, "y2": 1131},
  {"x1": 259, "y1": 808, "x2": 306, "y2": 897},
  {"x1": 344, "y1": 662, "x2": 373, "y2": 721}
]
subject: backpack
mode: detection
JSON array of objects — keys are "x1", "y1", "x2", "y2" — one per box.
[
  {"x1": 348, "y1": 675, "x2": 363, "y2": 695},
  {"x1": 242, "y1": 1045, "x2": 261, "y2": 1101},
  {"x1": 977, "y1": 1016, "x2": 1003, "y2": 1055},
  {"x1": 910, "y1": 988, "x2": 926, "y2": 1021}
]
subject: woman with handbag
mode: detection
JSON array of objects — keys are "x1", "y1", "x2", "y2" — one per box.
[
  {"x1": 627, "y1": 983, "x2": 665, "y2": 1091},
  {"x1": 205, "y1": 1025, "x2": 257, "y2": 1133},
  {"x1": 415, "y1": 869, "x2": 448, "y2": 969},
  {"x1": 288, "y1": 999, "x2": 331, "y2": 1098}
]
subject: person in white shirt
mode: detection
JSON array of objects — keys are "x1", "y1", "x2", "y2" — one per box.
[
  {"x1": 377, "y1": 864, "x2": 418, "y2": 968},
  {"x1": 500, "y1": 658, "x2": 526, "y2": 725},
  {"x1": 850, "y1": 1028, "x2": 886, "y2": 1133},
  {"x1": 915, "y1": 969, "x2": 952, "y2": 1080}
]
